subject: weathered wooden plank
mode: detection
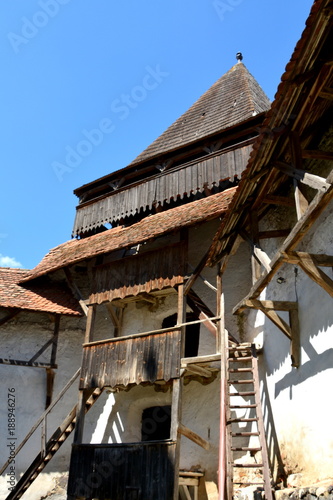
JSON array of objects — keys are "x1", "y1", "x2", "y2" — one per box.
[
  {"x1": 68, "y1": 442, "x2": 176, "y2": 499},
  {"x1": 90, "y1": 242, "x2": 185, "y2": 304},
  {"x1": 274, "y1": 161, "x2": 331, "y2": 191},
  {"x1": 80, "y1": 331, "x2": 181, "y2": 389}
]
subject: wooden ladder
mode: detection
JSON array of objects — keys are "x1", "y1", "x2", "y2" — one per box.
[
  {"x1": 226, "y1": 344, "x2": 272, "y2": 500},
  {"x1": 2, "y1": 374, "x2": 102, "y2": 500}
]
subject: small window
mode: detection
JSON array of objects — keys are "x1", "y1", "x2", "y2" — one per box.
[
  {"x1": 141, "y1": 406, "x2": 171, "y2": 441},
  {"x1": 162, "y1": 313, "x2": 200, "y2": 358}
]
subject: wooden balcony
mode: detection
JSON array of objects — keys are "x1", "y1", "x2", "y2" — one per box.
[
  {"x1": 67, "y1": 442, "x2": 176, "y2": 500},
  {"x1": 80, "y1": 329, "x2": 181, "y2": 390}
]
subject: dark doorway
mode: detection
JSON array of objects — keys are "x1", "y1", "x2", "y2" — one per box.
[
  {"x1": 162, "y1": 313, "x2": 200, "y2": 358},
  {"x1": 141, "y1": 406, "x2": 171, "y2": 441}
]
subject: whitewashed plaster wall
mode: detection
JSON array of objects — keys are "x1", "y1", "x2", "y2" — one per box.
[
  {"x1": 238, "y1": 200, "x2": 333, "y2": 484},
  {"x1": 0, "y1": 310, "x2": 90, "y2": 498}
]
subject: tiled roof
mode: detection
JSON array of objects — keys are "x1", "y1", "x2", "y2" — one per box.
[
  {"x1": 0, "y1": 268, "x2": 82, "y2": 316},
  {"x1": 21, "y1": 187, "x2": 237, "y2": 283},
  {"x1": 129, "y1": 62, "x2": 270, "y2": 166}
]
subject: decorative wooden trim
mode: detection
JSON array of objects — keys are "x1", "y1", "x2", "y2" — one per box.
[{"x1": 178, "y1": 423, "x2": 210, "y2": 450}]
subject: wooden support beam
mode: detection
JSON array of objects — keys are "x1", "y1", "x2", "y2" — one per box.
[
  {"x1": 50, "y1": 315, "x2": 60, "y2": 367},
  {"x1": 84, "y1": 304, "x2": 96, "y2": 344},
  {"x1": 73, "y1": 389, "x2": 94, "y2": 445},
  {"x1": 293, "y1": 179, "x2": 309, "y2": 220},
  {"x1": 240, "y1": 299, "x2": 298, "y2": 312},
  {"x1": 289, "y1": 131, "x2": 303, "y2": 172},
  {"x1": 282, "y1": 251, "x2": 333, "y2": 267},
  {"x1": 289, "y1": 308, "x2": 300, "y2": 368},
  {"x1": 184, "y1": 250, "x2": 210, "y2": 295},
  {"x1": 257, "y1": 308, "x2": 292, "y2": 340},
  {"x1": 45, "y1": 368, "x2": 55, "y2": 409},
  {"x1": 318, "y1": 87, "x2": 333, "y2": 101},
  {"x1": 258, "y1": 229, "x2": 291, "y2": 240},
  {"x1": 184, "y1": 364, "x2": 212, "y2": 378},
  {"x1": 171, "y1": 283, "x2": 186, "y2": 500},
  {"x1": 262, "y1": 195, "x2": 294, "y2": 207},
  {"x1": 233, "y1": 171, "x2": 333, "y2": 314},
  {"x1": 286, "y1": 251, "x2": 333, "y2": 298},
  {"x1": 178, "y1": 423, "x2": 210, "y2": 450},
  {"x1": 274, "y1": 161, "x2": 331, "y2": 191},
  {"x1": 302, "y1": 150, "x2": 333, "y2": 161},
  {"x1": 105, "y1": 303, "x2": 123, "y2": 337},
  {"x1": 64, "y1": 267, "x2": 88, "y2": 316},
  {"x1": 240, "y1": 229, "x2": 271, "y2": 275}
]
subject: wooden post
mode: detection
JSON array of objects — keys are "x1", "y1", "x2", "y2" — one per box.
[
  {"x1": 85, "y1": 304, "x2": 96, "y2": 344},
  {"x1": 250, "y1": 211, "x2": 261, "y2": 284},
  {"x1": 171, "y1": 283, "x2": 186, "y2": 500},
  {"x1": 217, "y1": 264, "x2": 231, "y2": 500}
]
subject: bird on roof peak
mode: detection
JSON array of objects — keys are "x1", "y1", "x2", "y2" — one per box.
[{"x1": 236, "y1": 52, "x2": 243, "y2": 62}]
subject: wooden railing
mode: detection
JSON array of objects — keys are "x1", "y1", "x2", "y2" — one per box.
[
  {"x1": 0, "y1": 369, "x2": 80, "y2": 476},
  {"x1": 67, "y1": 442, "x2": 176, "y2": 500}
]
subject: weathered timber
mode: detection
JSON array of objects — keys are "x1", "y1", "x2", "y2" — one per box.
[
  {"x1": 72, "y1": 144, "x2": 252, "y2": 235},
  {"x1": 233, "y1": 173, "x2": 333, "y2": 314},
  {"x1": 289, "y1": 308, "x2": 300, "y2": 367},
  {"x1": 319, "y1": 87, "x2": 333, "y2": 100},
  {"x1": 68, "y1": 442, "x2": 176, "y2": 500},
  {"x1": 80, "y1": 330, "x2": 181, "y2": 389},
  {"x1": 302, "y1": 150, "x2": 333, "y2": 160},
  {"x1": 282, "y1": 251, "x2": 333, "y2": 267},
  {"x1": 274, "y1": 161, "x2": 331, "y2": 191},
  {"x1": 0, "y1": 359, "x2": 56, "y2": 369},
  {"x1": 293, "y1": 179, "x2": 309, "y2": 219},
  {"x1": 90, "y1": 242, "x2": 186, "y2": 304},
  {"x1": 258, "y1": 229, "x2": 291, "y2": 239},
  {"x1": 64, "y1": 267, "x2": 88, "y2": 316},
  {"x1": 262, "y1": 195, "x2": 294, "y2": 207},
  {"x1": 178, "y1": 423, "x2": 210, "y2": 450}
]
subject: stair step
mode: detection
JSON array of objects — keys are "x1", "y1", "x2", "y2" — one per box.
[
  {"x1": 229, "y1": 391, "x2": 255, "y2": 397},
  {"x1": 228, "y1": 380, "x2": 254, "y2": 384},
  {"x1": 233, "y1": 463, "x2": 263, "y2": 468},
  {"x1": 231, "y1": 432, "x2": 260, "y2": 437}
]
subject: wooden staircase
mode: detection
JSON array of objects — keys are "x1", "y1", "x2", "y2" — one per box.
[
  {"x1": 1, "y1": 371, "x2": 102, "y2": 500},
  {"x1": 226, "y1": 344, "x2": 272, "y2": 500}
]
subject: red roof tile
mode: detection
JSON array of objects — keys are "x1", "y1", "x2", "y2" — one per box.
[
  {"x1": 21, "y1": 187, "x2": 237, "y2": 283},
  {"x1": 0, "y1": 268, "x2": 82, "y2": 315}
]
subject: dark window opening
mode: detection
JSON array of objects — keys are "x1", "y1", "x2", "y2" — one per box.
[
  {"x1": 162, "y1": 313, "x2": 200, "y2": 358},
  {"x1": 141, "y1": 406, "x2": 171, "y2": 442}
]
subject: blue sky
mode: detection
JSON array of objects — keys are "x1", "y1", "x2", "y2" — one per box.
[{"x1": 0, "y1": 0, "x2": 314, "y2": 270}]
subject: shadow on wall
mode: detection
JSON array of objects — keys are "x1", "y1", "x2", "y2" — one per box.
[{"x1": 260, "y1": 268, "x2": 333, "y2": 395}]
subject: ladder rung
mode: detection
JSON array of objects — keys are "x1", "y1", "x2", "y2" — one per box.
[
  {"x1": 229, "y1": 368, "x2": 253, "y2": 372},
  {"x1": 231, "y1": 447, "x2": 262, "y2": 451},
  {"x1": 228, "y1": 356, "x2": 252, "y2": 362},
  {"x1": 230, "y1": 404, "x2": 257, "y2": 409},
  {"x1": 233, "y1": 482, "x2": 264, "y2": 485},
  {"x1": 228, "y1": 418, "x2": 258, "y2": 423},
  {"x1": 233, "y1": 463, "x2": 263, "y2": 468},
  {"x1": 229, "y1": 391, "x2": 255, "y2": 396},
  {"x1": 231, "y1": 432, "x2": 259, "y2": 437},
  {"x1": 228, "y1": 380, "x2": 254, "y2": 384}
]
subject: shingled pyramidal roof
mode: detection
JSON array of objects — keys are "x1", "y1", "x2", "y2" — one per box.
[{"x1": 129, "y1": 61, "x2": 271, "y2": 167}]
